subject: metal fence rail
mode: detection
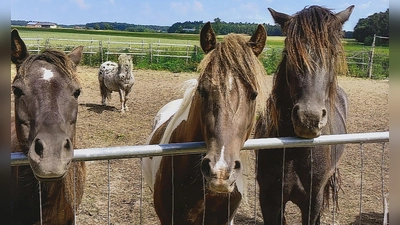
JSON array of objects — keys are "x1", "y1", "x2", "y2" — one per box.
[{"x1": 11, "y1": 131, "x2": 389, "y2": 166}]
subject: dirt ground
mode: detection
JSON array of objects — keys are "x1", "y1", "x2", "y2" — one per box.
[{"x1": 11, "y1": 65, "x2": 389, "y2": 225}]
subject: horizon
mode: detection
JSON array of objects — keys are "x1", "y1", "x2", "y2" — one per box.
[{"x1": 11, "y1": 0, "x2": 389, "y2": 32}]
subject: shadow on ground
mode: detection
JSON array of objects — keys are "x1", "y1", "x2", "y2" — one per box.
[
  {"x1": 350, "y1": 212, "x2": 386, "y2": 225},
  {"x1": 80, "y1": 103, "x2": 118, "y2": 114}
]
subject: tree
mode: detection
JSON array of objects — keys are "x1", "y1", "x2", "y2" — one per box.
[
  {"x1": 353, "y1": 9, "x2": 389, "y2": 45},
  {"x1": 104, "y1": 23, "x2": 114, "y2": 30},
  {"x1": 93, "y1": 23, "x2": 100, "y2": 30}
]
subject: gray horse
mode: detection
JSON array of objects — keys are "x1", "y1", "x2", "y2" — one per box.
[{"x1": 98, "y1": 53, "x2": 135, "y2": 112}]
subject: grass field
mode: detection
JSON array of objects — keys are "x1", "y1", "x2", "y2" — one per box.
[
  {"x1": 13, "y1": 26, "x2": 389, "y2": 53},
  {"x1": 11, "y1": 26, "x2": 389, "y2": 78}
]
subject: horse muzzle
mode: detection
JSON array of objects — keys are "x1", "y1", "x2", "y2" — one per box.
[
  {"x1": 201, "y1": 157, "x2": 241, "y2": 193},
  {"x1": 292, "y1": 103, "x2": 327, "y2": 138},
  {"x1": 28, "y1": 133, "x2": 74, "y2": 181}
]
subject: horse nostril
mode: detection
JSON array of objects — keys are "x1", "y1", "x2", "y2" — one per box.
[
  {"x1": 234, "y1": 160, "x2": 241, "y2": 171},
  {"x1": 64, "y1": 139, "x2": 71, "y2": 150},
  {"x1": 322, "y1": 108, "x2": 327, "y2": 118},
  {"x1": 201, "y1": 158, "x2": 211, "y2": 177},
  {"x1": 34, "y1": 139, "x2": 44, "y2": 158}
]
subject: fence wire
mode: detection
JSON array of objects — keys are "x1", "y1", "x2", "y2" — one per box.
[{"x1": 11, "y1": 132, "x2": 389, "y2": 225}]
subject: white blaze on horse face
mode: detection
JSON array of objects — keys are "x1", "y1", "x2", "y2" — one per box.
[
  {"x1": 41, "y1": 68, "x2": 54, "y2": 81},
  {"x1": 228, "y1": 73, "x2": 234, "y2": 91},
  {"x1": 215, "y1": 146, "x2": 228, "y2": 171}
]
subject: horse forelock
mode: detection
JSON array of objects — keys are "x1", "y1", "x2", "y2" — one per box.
[
  {"x1": 283, "y1": 6, "x2": 347, "y2": 78},
  {"x1": 15, "y1": 50, "x2": 80, "y2": 84},
  {"x1": 198, "y1": 33, "x2": 268, "y2": 117}
]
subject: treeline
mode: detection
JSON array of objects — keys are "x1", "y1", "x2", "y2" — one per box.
[
  {"x1": 353, "y1": 9, "x2": 389, "y2": 46},
  {"x1": 85, "y1": 22, "x2": 169, "y2": 33},
  {"x1": 12, "y1": 19, "x2": 357, "y2": 38},
  {"x1": 168, "y1": 18, "x2": 283, "y2": 36}
]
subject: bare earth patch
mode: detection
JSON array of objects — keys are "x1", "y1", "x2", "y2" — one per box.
[{"x1": 12, "y1": 65, "x2": 389, "y2": 224}]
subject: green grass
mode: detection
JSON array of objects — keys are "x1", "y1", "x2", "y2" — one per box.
[{"x1": 11, "y1": 27, "x2": 389, "y2": 79}]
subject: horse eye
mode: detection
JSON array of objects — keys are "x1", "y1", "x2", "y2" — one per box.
[
  {"x1": 73, "y1": 89, "x2": 81, "y2": 98},
  {"x1": 250, "y1": 91, "x2": 258, "y2": 100},
  {"x1": 197, "y1": 86, "x2": 208, "y2": 98},
  {"x1": 12, "y1": 86, "x2": 24, "y2": 98}
]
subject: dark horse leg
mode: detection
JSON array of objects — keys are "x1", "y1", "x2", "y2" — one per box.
[
  {"x1": 257, "y1": 149, "x2": 288, "y2": 225},
  {"x1": 295, "y1": 192, "x2": 323, "y2": 225},
  {"x1": 291, "y1": 171, "x2": 325, "y2": 225}
]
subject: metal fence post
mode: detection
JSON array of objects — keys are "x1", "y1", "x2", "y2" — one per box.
[
  {"x1": 150, "y1": 43, "x2": 153, "y2": 63},
  {"x1": 367, "y1": 34, "x2": 376, "y2": 79}
]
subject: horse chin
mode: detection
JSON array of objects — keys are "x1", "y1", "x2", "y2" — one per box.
[
  {"x1": 206, "y1": 179, "x2": 236, "y2": 193},
  {"x1": 33, "y1": 172, "x2": 67, "y2": 182},
  {"x1": 293, "y1": 126, "x2": 322, "y2": 139}
]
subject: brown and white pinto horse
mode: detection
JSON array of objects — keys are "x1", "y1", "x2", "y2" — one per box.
[
  {"x1": 11, "y1": 29, "x2": 86, "y2": 225},
  {"x1": 254, "y1": 5, "x2": 353, "y2": 225},
  {"x1": 143, "y1": 22, "x2": 268, "y2": 225}
]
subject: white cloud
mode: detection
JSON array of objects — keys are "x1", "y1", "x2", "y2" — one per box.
[
  {"x1": 109, "y1": 0, "x2": 115, "y2": 4},
  {"x1": 171, "y1": 2, "x2": 189, "y2": 14},
  {"x1": 72, "y1": 0, "x2": 90, "y2": 9},
  {"x1": 360, "y1": 1, "x2": 372, "y2": 9},
  {"x1": 171, "y1": 1, "x2": 203, "y2": 15},
  {"x1": 193, "y1": 1, "x2": 203, "y2": 12}
]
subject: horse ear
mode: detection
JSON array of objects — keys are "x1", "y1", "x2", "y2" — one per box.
[
  {"x1": 336, "y1": 5, "x2": 355, "y2": 24},
  {"x1": 11, "y1": 29, "x2": 29, "y2": 66},
  {"x1": 68, "y1": 46, "x2": 84, "y2": 65},
  {"x1": 268, "y1": 8, "x2": 292, "y2": 29},
  {"x1": 200, "y1": 22, "x2": 216, "y2": 54},
  {"x1": 249, "y1": 24, "x2": 267, "y2": 57}
]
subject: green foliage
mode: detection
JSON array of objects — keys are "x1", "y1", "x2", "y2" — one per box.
[
  {"x1": 346, "y1": 51, "x2": 389, "y2": 79},
  {"x1": 168, "y1": 19, "x2": 282, "y2": 36},
  {"x1": 353, "y1": 9, "x2": 389, "y2": 45},
  {"x1": 259, "y1": 48, "x2": 282, "y2": 75},
  {"x1": 13, "y1": 27, "x2": 388, "y2": 79},
  {"x1": 133, "y1": 47, "x2": 204, "y2": 73}
]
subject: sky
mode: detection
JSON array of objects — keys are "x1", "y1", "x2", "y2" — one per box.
[{"x1": 11, "y1": 0, "x2": 389, "y2": 31}]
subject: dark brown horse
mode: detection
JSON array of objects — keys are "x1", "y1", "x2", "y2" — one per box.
[
  {"x1": 254, "y1": 5, "x2": 354, "y2": 225},
  {"x1": 11, "y1": 29, "x2": 86, "y2": 225},
  {"x1": 143, "y1": 22, "x2": 268, "y2": 225}
]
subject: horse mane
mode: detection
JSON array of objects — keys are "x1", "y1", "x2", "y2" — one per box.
[
  {"x1": 15, "y1": 49, "x2": 79, "y2": 83},
  {"x1": 198, "y1": 33, "x2": 269, "y2": 117},
  {"x1": 159, "y1": 79, "x2": 199, "y2": 144}
]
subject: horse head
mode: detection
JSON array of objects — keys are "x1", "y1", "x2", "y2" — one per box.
[
  {"x1": 197, "y1": 22, "x2": 267, "y2": 193},
  {"x1": 269, "y1": 5, "x2": 354, "y2": 138},
  {"x1": 11, "y1": 29, "x2": 83, "y2": 181},
  {"x1": 117, "y1": 53, "x2": 133, "y2": 80}
]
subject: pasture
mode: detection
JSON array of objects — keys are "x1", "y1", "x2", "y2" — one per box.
[
  {"x1": 11, "y1": 63, "x2": 388, "y2": 224},
  {"x1": 12, "y1": 27, "x2": 389, "y2": 79},
  {"x1": 12, "y1": 27, "x2": 389, "y2": 53}
]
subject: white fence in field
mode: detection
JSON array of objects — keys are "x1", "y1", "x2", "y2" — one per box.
[
  {"x1": 21, "y1": 37, "x2": 198, "y2": 64},
  {"x1": 21, "y1": 36, "x2": 388, "y2": 79}
]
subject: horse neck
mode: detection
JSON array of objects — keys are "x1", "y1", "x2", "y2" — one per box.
[
  {"x1": 268, "y1": 63, "x2": 295, "y2": 136},
  {"x1": 167, "y1": 95, "x2": 204, "y2": 144}
]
